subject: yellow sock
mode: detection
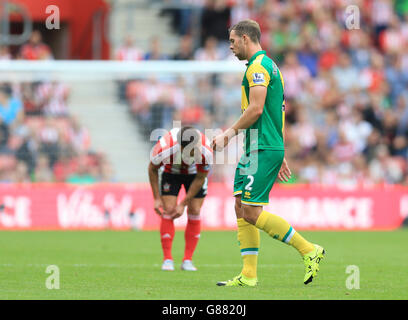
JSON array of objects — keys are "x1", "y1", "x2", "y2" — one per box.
[
  {"x1": 287, "y1": 232, "x2": 316, "y2": 256},
  {"x1": 255, "y1": 210, "x2": 314, "y2": 256},
  {"x1": 237, "y1": 218, "x2": 259, "y2": 279}
]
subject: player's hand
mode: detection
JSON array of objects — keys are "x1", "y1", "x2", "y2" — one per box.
[
  {"x1": 171, "y1": 203, "x2": 186, "y2": 219},
  {"x1": 211, "y1": 129, "x2": 235, "y2": 151},
  {"x1": 211, "y1": 134, "x2": 227, "y2": 151},
  {"x1": 153, "y1": 198, "x2": 164, "y2": 216},
  {"x1": 278, "y1": 158, "x2": 292, "y2": 182}
]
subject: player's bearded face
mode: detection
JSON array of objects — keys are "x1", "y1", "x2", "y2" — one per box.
[
  {"x1": 229, "y1": 31, "x2": 246, "y2": 60},
  {"x1": 234, "y1": 39, "x2": 246, "y2": 60}
]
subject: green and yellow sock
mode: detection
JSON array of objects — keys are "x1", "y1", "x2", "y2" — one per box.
[
  {"x1": 237, "y1": 218, "x2": 259, "y2": 279},
  {"x1": 255, "y1": 210, "x2": 314, "y2": 256}
]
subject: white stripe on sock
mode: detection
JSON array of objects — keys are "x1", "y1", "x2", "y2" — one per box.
[
  {"x1": 284, "y1": 228, "x2": 296, "y2": 243},
  {"x1": 241, "y1": 251, "x2": 259, "y2": 256}
]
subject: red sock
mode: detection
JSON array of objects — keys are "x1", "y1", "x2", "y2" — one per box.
[
  {"x1": 183, "y1": 215, "x2": 201, "y2": 261},
  {"x1": 160, "y1": 216, "x2": 175, "y2": 261}
]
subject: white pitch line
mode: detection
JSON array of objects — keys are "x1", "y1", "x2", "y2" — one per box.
[{"x1": 0, "y1": 263, "x2": 300, "y2": 268}]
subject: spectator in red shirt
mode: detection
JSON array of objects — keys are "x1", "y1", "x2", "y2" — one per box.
[
  {"x1": 19, "y1": 30, "x2": 53, "y2": 60},
  {"x1": 361, "y1": 52, "x2": 386, "y2": 93},
  {"x1": 318, "y1": 45, "x2": 340, "y2": 71},
  {"x1": 115, "y1": 35, "x2": 144, "y2": 61}
]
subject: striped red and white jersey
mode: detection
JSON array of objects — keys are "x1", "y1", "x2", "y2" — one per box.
[
  {"x1": 150, "y1": 128, "x2": 213, "y2": 175},
  {"x1": 36, "y1": 82, "x2": 69, "y2": 116}
]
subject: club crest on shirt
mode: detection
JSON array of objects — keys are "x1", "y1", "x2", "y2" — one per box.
[{"x1": 253, "y1": 73, "x2": 265, "y2": 84}]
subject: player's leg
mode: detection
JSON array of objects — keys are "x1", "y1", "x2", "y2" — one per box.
[
  {"x1": 243, "y1": 203, "x2": 325, "y2": 284},
  {"x1": 181, "y1": 197, "x2": 204, "y2": 271},
  {"x1": 235, "y1": 194, "x2": 260, "y2": 281},
  {"x1": 242, "y1": 203, "x2": 314, "y2": 255},
  {"x1": 180, "y1": 175, "x2": 207, "y2": 271},
  {"x1": 159, "y1": 172, "x2": 182, "y2": 271},
  {"x1": 217, "y1": 157, "x2": 260, "y2": 287},
  {"x1": 240, "y1": 150, "x2": 325, "y2": 284},
  {"x1": 233, "y1": 157, "x2": 260, "y2": 282},
  {"x1": 240, "y1": 150, "x2": 314, "y2": 254},
  {"x1": 160, "y1": 195, "x2": 178, "y2": 270}
]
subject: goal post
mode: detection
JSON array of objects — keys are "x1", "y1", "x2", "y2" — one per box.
[{"x1": 0, "y1": 60, "x2": 245, "y2": 82}]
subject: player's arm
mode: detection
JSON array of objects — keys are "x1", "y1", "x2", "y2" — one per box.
[
  {"x1": 212, "y1": 64, "x2": 269, "y2": 150},
  {"x1": 278, "y1": 157, "x2": 291, "y2": 182},
  {"x1": 180, "y1": 171, "x2": 208, "y2": 206},
  {"x1": 277, "y1": 99, "x2": 291, "y2": 182},
  {"x1": 148, "y1": 162, "x2": 161, "y2": 200},
  {"x1": 148, "y1": 162, "x2": 164, "y2": 216},
  {"x1": 148, "y1": 162, "x2": 163, "y2": 216},
  {"x1": 230, "y1": 85, "x2": 267, "y2": 132},
  {"x1": 212, "y1": 86, "x2": 267, "y2": 150},
  {"x1": 171, "y1": 171, "x2": 208, "y2": 219},
  {"x1": 148, "y1": 139, "x2": 166, "y2": 216}
]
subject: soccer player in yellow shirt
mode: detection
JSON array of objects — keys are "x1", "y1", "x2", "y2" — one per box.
[{"x1": 212, "y1": 19, "x2": 325, "y2": 286}]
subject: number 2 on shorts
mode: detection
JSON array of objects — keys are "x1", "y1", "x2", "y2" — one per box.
[{"x1": 245, "y1": 175, "x2": 254, "y2": 191}]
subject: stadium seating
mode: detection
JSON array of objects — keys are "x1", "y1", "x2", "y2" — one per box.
[{"x1": 122, "y1": 0, "x2": 408, "y2": 187}]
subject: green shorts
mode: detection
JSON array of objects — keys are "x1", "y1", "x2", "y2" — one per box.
[{"x1": 233, "y1": 149, "x2": 284, "y2": 206}]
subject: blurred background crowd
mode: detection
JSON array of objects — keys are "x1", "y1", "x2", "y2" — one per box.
[
  {"x1": 118, "y1": 0, "x2": 408, "y2": 187},
  {"x1": 0, "y1": 30, "x2": 113, "y2": 184},
  {"x1": 2, "y1": 0, "x2": 408, "y2": 187}
]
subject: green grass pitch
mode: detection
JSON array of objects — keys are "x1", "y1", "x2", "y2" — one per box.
[{"x1": 1, "y1": 229, "x2": 407, "y2": 300}]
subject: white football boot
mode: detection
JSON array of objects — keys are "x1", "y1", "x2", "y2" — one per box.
[
  {"x1": 161, "y1": 259, "x2": 175, "y2": 271},
  {"x1": 181, "y1": 260, "x2": 197, "y2": 271}
]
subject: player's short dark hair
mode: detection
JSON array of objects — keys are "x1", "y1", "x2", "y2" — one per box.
[
  {"x1": 229, "y1": 19, "x2": 261, "y2": 44},
  {"x1": 177, "y1": 126, "x2": 201, "y2": 149}
]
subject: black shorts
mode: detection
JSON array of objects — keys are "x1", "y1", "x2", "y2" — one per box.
[{"x1": 159, "y1": 171, "x2": 208, "y2": 198}]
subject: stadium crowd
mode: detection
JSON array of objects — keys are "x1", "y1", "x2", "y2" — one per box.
[
  {"x1": 2, "y1": 0, "x2": 408, "y2": 187},
  {"x1": 0, "y1": 31, "x2": 114, "y2": 184},
  {"x1": 118, "y1": 0, "x2": 408, "y2": 187}
]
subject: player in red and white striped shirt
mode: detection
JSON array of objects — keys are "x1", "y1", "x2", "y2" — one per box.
[{"x1": 148, "y1": 126, "x2": 213, "y2": 271}]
